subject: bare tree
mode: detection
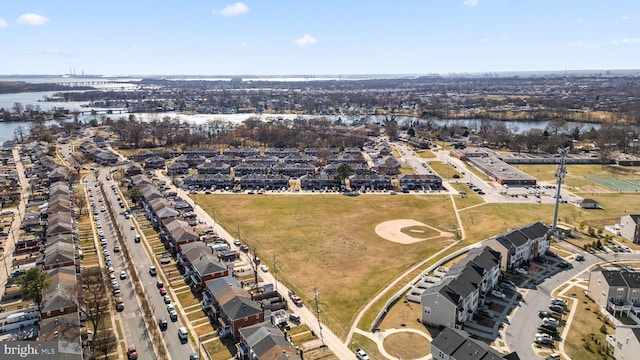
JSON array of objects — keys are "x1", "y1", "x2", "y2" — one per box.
[
  {"x1": 71, "y1": 267, "x2": 110, "y2": 337},
  {"x1": 93, "y1": 330, "x2": 116, "y2": 359}
]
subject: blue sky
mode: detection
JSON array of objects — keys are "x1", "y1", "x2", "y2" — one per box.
[{"x1": 1, "y1": 1, "x2": 639, "y2": 75}]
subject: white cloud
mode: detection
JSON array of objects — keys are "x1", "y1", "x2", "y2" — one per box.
[
  {"x1": 0, "y1": 19, "x2": 8, "y2": 27},
  {"x1": 235, "y1": 42, "x2": 247, "y2": 48},
  {"x1": 294, "y1": 34, "x2": 318, "y2": 46},
  {"x1": 41, "y1": 48, "x2": 72, "y2": 57},
  {"x1": 622, "y1": 15, "x2": 629, "y2": 20},
  {"x1": 610, "y1": 38, "x2": 640, "y2": 45},
  {"x1": 215, "y1": 2, "x2": 249, "y2": 16},
  {"x1": 482, "y1": 37, "x2": 494, "y2": 43},
  {"x1": 16, "y1": 13, "x2": 49, "y2": 26},
  {"x1": 463, "y1": 0, "x2": 479, "y2": 7}
]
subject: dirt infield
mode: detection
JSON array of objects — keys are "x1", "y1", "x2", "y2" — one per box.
[{"x1": 375, "y1": 219, "x2": 454, "y2": 244}]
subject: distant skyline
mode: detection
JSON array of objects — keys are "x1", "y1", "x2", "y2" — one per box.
[{"x1": 1, "y1": 1, "x2": 639, "y2": 76}]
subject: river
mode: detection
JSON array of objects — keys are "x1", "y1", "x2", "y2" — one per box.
[{"x1": 0, "y1": 78, "x2": 606, "y2": 144}]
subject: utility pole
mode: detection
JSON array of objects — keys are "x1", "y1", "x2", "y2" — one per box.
[
  {"x1": 273, "y1": 251, "x2": 277, "y2": 292},
  {"x1": 313, "y1": 288, "x2": 325, "y2": 347},
  {"x1": 551, "y1": 147, "x2": 568, "y2": 240}
]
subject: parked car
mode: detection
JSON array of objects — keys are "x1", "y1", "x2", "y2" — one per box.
[
  {"x1": 190, "y1": 354, "x2": 200, "y2": 360},
  {"x1": 550, "y1": 298, "x2": 567, "y2": 307},
  {"x1": 558, "y1": 261, "x2": 569, "y2": 268},
  {"x1": 260, "y1": 265, "x2": 269, "y2": 272},
  {"x1": 543, "y1": 317, "x2": 560, "y2": 327},
  {"x1": 515, "y1": 267, "x2": 528, "y2": 275},
  {"x1": 575, "y1": 255, "x2": 585, "y2": 261},
  {"x1": 549, "y1": 304, "x2": 564, "y2": 313},
  {"x1": 535, "y1": 337, "x2": 554, "y2": 347},
  {"x1": 167, "y1": 304, "x2": 178, "y2": 321},
  {"x1": 178, "y1": 327, "x2": 188, "y2": 343},
  {"x1": 537, "y1": 326, "x2": 558, "y2": 336},
  {"x1": 535, "y1": 333, "x2": 553, "y2": 341},
  {"x1": 163, "y1": 295, "x2": 171, "y2": 304},
  {"x1": 355, "y1": 349, "x2": 370, "y2": 360},
  {"x1": 127, "y1": 346, "x2": 138, "y2": 360},
  {"x1": 539, "y1": 322, "x2": 558, "y2": 331},
  {"x1": 538, "y1": 311, "x2": 554, "y2": 319},
  {"x1": 158, "y1": 318, "x2": 168, "y2": 331},
  {"x1": 500, "y1": 282, "x2": 516, "y2": 291},
  {"x1": 479, "y1": 309, "x2": 494, "y2": 318},
  {"x1": 120, "y1": 270, "x2": 127, "y2": 280},
  {"x1": 149, "y1": 266, "x2": 157, "y2": 276},
  {"x1": 490, "y1": 290, "x2": 506, "y2": 299},
  {"x1": 115, "y1": 298, "x2": 124, "y2": 311},
  {"x1": 156, "y1": 280, "x2": 163, "y2": 288},
  {"x1": 159, "y1": 287, "x2": 167, "y2": 296}
]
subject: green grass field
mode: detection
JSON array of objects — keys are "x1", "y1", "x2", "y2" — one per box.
[
  {"x1": 427, "y1": 161, "x2": 461, "y2": 179},
  {"x1": 195, "y1": 194, "x2": 458, "y2": 338}
]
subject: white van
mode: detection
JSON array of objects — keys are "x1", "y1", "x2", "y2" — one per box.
[
  {"x1": 178, "y1": 327, "x2": 188, "y2": 342},
  {"x1": 289, "y1": 313, "x2": 300, "y2": 323}
]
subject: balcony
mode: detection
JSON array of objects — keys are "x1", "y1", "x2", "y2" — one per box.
[{"x1": 608, "y1": 300, "x2": 633, "y2": 312}]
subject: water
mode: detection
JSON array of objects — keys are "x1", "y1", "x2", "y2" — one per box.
[{"x1": 0, "y1": 76, "x2": 609, "y2": 144}]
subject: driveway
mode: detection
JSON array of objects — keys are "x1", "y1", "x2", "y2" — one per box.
[{"x1": 503, "y1": 248, "x2": 639, "y2": 358}]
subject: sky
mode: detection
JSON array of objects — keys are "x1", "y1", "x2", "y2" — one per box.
[{"x1": 1, "y1": 0, "x2": 639, "y2": 76}]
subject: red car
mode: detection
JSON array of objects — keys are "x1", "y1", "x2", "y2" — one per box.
[
  {"x1": 115, "y1": 297, "x2": 124, "y2": 311},
  {"x1": 127, "y1": 346, "x2": 138, "y2": 360},
  {"x1": 159, "y1": 287, "x2": 167, "y2": 296}
]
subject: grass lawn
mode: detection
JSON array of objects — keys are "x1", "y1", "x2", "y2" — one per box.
[
  {"x1": 399, "y1": 165, "x2": 416, "y2": 175},
  {"x1": 458, "y1": 195, "x2": 640, "y2": 243},
  {"x1": 195, "y1": 194, "x2": 458, "y2": 339},
  {"x1": 448, "y1": 182, "x2": 485, "y2": 209},
  {"x1": 563, "y1": 286, "x2": 615, "y2": 360},
  {"x1": 383, "y1": 332, "x2": 430, "y2": 359},
  {"x1": 415, "y1": 150, "x2": 436, "y2": 158},
  {"x1": 349, "y1": 333, "x2": 383, "y2": 360},
  {"x1": 203, "y1": 338, "x2": 235, "y2": 360},
  {"x1": 177, "y1": 291, "x2": 201, "y2": 309},
  {"x1": 427, "y1": 161, "x2": 461, "y2": 179}
]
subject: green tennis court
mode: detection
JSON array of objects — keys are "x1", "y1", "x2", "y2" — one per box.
[{"x1": 587, "y1": 177, "x2": 640, "y2": 192}]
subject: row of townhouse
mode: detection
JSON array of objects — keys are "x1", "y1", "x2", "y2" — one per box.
[
  {"x1": 588, "y1": 269, "x2": 640, "y2": 360},
  {"x1": 421, "y1": 222, "x2": 550, "y2": 329},
  {"x1": 589, "y1": 268, "x2": 640, "y2": 315},
  {"x1": 130, "y1": 174, "x2": 201, "y2": 254},
  {"x1": 431, "y1": 326, "x2": 520, "y2": 360},
  {"x1": 34, "y1": 179, "x2": 83, "y2": 359},
  {"x1": 139, "y1": 145, "x2": 403, "y2": 177},
  {"x1": 79, "y1": 139, "x2": 119, "y2": 165},
  {"x1": 484, "y1": 222, "x2": 550, "y2": 272},
  {"x1": 202, "y1": 277, "x2": 302, "y2": 359},
  {"x1": 127, "y1": 172, "x2": 303, "y2": 358},
  {"x1": 421, "y1": 246, "x2": 502, "y2": 328}
]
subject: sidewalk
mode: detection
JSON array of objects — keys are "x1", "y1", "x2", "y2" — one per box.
[{"x1": 154, "y1": 171, "x2": 357, "y2": 360}]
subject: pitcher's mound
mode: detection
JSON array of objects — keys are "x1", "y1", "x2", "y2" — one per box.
[{"x1": 375, "y1": 219, "x2": 454, "y2": 244}]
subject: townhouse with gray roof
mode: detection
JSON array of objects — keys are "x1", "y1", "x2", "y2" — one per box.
[
  {"x1": 237, "y1": 321, "x2": 301, "y2": 360},
  {"x1": 421, "y1": 246, "x2": 501, "y2": 328},
  {"x1": 431, "y1": 327, "x2": 520, "y2": 360},
  {"x1": 588, "y1": 268, "x2": 640, "y2": 316},
  {"x1": 484, "y1": 222, "x2": 549, "y2": 272}
]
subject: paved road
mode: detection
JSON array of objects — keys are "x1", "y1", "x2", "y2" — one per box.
[
  {"x1": 155, "y1": 170, "x2": 358, "y2": 360},
  {"x1": 505, "y1": 248, "x2": 640, "y2": 359},
  {"x1": 0, "y1": 148, "x2": 30, "y2": 300},
  {"x1": 99, "y1": 170, "x2": 196, "y2": 359}
]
